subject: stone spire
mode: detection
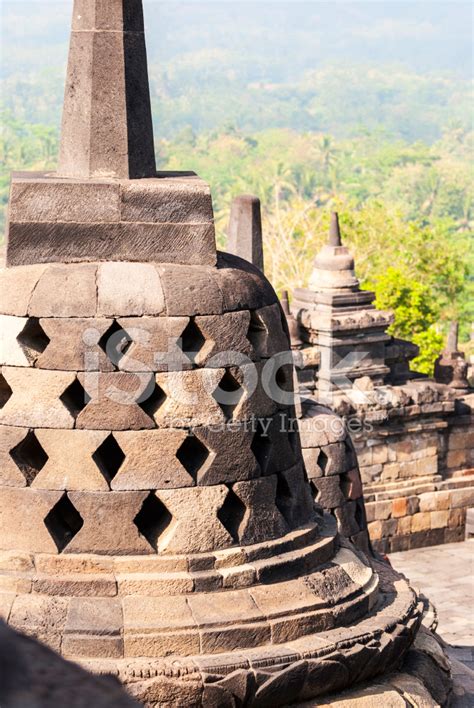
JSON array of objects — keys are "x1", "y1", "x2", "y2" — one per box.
[
  {"x1": 434, "y1": 321, "x2": 469, "y2": 389},
  {"x1": 57, "y1": 0, "x2": 156, "y2": 179},
  {"x1": 227, "y1": 194, "x2": 264, "y2": 271},
  {"x1": 328, "y1": 211, "x2": 342, "y2": 247},
  {"x1": 309, "y1": 212, "x2": 358, "y2": 291}
]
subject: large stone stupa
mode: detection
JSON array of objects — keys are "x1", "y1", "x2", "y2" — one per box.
[{"x1": 0, "y1": 2, "x2": 449, "y2": 706}]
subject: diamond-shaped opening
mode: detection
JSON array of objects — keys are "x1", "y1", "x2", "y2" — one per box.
[
  {"x1": 60, "y1": 378, "x2": 91, "y2": 417},
  {"x1": 10, "y1": 430, "x2": 48, "y2": 485},
  {"x1": 138, "y1": 381, "x2": 166, "y2": 418},
  {"x1": 134, "y1": 493, "x2": 172, "y2": 551},
  {"x1": 0, "y1": 373, "x2": 13, "y2": 408},
  {"x1": 98, "y1": 320, "x2": 131, "y2": 368},
  {"x1": 217, "y1": 487, "x2": 246, "y2": 543},
  {"x1": 44, "y1": 493, "x2": 83, "y2": 553},
  {"x1": 251, "y1": 419, "x2": 272, "y2": 474},
  {"x1": 92, "y1": 434, "x2": 125, "y2": 485},
  {"x1": 317, "y1": 449, "x2": 328, "y2": 474},
  {"x1": 176, "y1": 434, "x2": 210, "y2": 479},
  {"x1": 309, "y1": 480, "x2": 319, "y2": 503},
  {"x1": 213, "y1": 369, "x2": 244, "y2": 421},
  {"x1": 247, "y1": 310, "x2": 267, "y2": 351},
  {"x1": 180, "y1": 319, "x2": 206, "y2": 364},
  {"x1": 16, "y1": 317, "x2": 50, "y2": 359}
]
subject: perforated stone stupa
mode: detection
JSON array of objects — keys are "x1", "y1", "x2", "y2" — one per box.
[{"x1": 0, "y1": 2, "x2": 448, "y2": 706}]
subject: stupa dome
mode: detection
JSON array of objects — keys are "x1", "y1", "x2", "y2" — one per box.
[{"x1": 0, "y1": 2, "x2": 428, "y2": 706}]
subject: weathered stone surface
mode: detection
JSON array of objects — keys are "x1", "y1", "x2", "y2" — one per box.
[
  {"x1": 8, "y1": 175, "x2": 120, "y2": 223},
  {"x1": 155, "y1": 486, "x2": 234, "y2": 553},
  {"x1": 37, "y1": 318, "x2": 115, "y2": 371},
  {"x1": 247, "y1": 303, "x2": 289, "y2": 358},
  {"x1": 0, "y1": 368, "x2": 76, "y2": 428},
  {"x1": 157, "y1": 264, "x2": 224, "y2": 316},
  {"x1": 65, "y1": 491, "x2": 151, "y2": 554},
  {"x1": 77, "y1": 372, "x2": 157, "y2": 430},
  {"x1": 154, "y1": 369, "x2": 225, "y2": 428},
  {"x1": 232, "y1": 476, "x2": 289, "y2": 544},
  {"x1": 215, "y1": 252, "x2": 278, "y2": 311},
  {"x1": 193, "y1": 425, "x2": 259, "y2": 485},
  {"x1": 28, "y1": 264, "x2": 98, "y2": 317},
  {"x1": 8, "y1": 222, "x2": 217, "y2": 267},
  {"x1": 0, "y1": 488, "x2": 63, "y2": 553},
  {"x1": 0, "y1": 316, "x2": 31, "y2": 366},
  {"x1": 63, "y1": 597, "x2": 123, "y2": 658},
  {"x1": 0, "y1": 426, "x2": 29, "y2": 487},
  {"x1": 227, "y1": 194, "x2": 264, "y2": 271},
  {"x1": 191, "y1": 311, "x2": 253, "y2": 366},
  {"x1": 111, "y1": 429, "x2": 195, "y2": 489},
  {"x1": 276, "y1": 464, "x2": 315, "y2": 527},
  {"x1": 97, "y1": 262, "x2": 164, "y2": 316},
  {"x1": 117, "y1": 316, "x2": 190, "y2": 372},
  {"x1": 32, "y1": 430, "x2": 110, "y2": 490},
  {"x1": 0, "y1": 264, "x2": 46, "y2": 316},
  {"x1": 121, "y1": 176, "x2": 214, "y2": 223},
  {"x1": 312, "y1": 476, "x2": 345, "y2": 508}
]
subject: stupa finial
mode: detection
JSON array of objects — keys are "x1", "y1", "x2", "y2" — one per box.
[
  {"x1": 57, "y1": 0, "x2": 156, "y2": 179},
  {"x1": 328, "y1": 211, "x2": 342, "y2": 247}
]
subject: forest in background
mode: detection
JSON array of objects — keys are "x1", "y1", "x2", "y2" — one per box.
[{"x1": 1, "y1": 1, "x2": 473, "y2": 373}]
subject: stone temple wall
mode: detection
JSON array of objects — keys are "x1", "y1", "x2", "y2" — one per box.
[{"x1": 352, "y1": 399, "x2": 474, "y2": 553}]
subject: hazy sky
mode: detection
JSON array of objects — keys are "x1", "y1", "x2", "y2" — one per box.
[{"x1": 1, "y1": 1, "x2": 472, "y2": 78}]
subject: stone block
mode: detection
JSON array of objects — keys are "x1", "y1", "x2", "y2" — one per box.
[
  {"x1": 448, "y1": 508, "x2": 464, "y2": 528},
  {"x1": 0, "y1": 265, "x2": 46, "y2": 316},
  {"x1": 0, "y1": 316, "x2": 32, "y2": 366},
  {"x1": 116, "y1": 573, "x2": 193, "y2": 597},
  {"x1": 97, "y1": 262, "x2": 165, "y2": 317},
  {"x1": 28, "y1": 263, "x2": 97, "y2": 317},
  {"x1": 188, "y1": 588, "x2": 262, "y2": 626},
  {"x1": 65, "y1": 597, "x2": 122, "y2": 636},
  {"x1": 111, "y1": 429, "x2": 194, "y2": 490},
  {"x1": 232, "y1": 476, "x2": 289, "y2": 544},
  {"x1": 117, "y1": 316, "x2": 190, "y2": 372},
  {"x1": 371, "y1": 445, "x2": 388, "y2": 465},
  {"x1": 35, "y1": 554, "x2": 113, "y2": 576},
  {"x1": 247, "y1": 304, "x2": 289, "y2": 358},
  {"x1": 368, "y1": 520, "x2": 383, "y2": 541},
  {"x1": 120, "y1": 176, "x2": 214, "y2": 223},
  {"x1": 154, "y1": 369, "x2": 225, "y2": 428},
  {"x1": 411, "y1": 512, "x2": 431, "y2": 533},
  {"x1": 32, "y1": 573, "x2": 117, "y2": 597},
  {"x1": 215, "y1": 252, "x2": 277, "y2": 312},
  {"x1": 335, "y1": 503, "x2": 360, "y2": 538},
  {"x1": 65, "y1": 491, "x2": 152, "y2": 554},
  {"x1": 0, "y1": 551, "x2": 34, "y2": 573},
  {"x1": 158, "y1": 264, "x2": 224, "y2": 316},
  {"x1": 8, "y1": 174, "x2": 120, "y2": 223},
  {"x1": 155, "y1": 485, "x2": 234, "y2": 554},
  {"x1": 392, "y1": 497, "x2": 407, "y2": 518},
  {"x1": 449, "y1": 430, "x2": 474, "y2": 450},
  {"x1": 123, "y1": 595, "x2": 195, "y2": 633},
  {"x1": 9, "y1": 594, "x2": 69, "y2": 644},
  {"x1": 419, "y1": 490, "x2": 450, "y2": 512},
  {"x1": 32, "y1": 430, "x2": 110, "y2": 490},
  {"x1": 77, "y1": 372, "x2": 157, "y2": 430},
  {"x1": 62, "y1": 634, "x2": 123, "y2": 658},
  {"x1": 341, "y1": 468, "x2": 363, "y2": 500},
  {"x1": 8, "y1": 222, "x2": 217, "y2": 267},
  {"x1": 0, "y1": 488, "x2": 63, "y2": 553},
  {"x1": 0, "y1": 426, "x2": 29, "y2": 487},
  {"x1": 312, "y1": 477, "x2": 345, "y2": 509},
  {"x1": 450, "y1": 487, "x2": 474, "y2": 509},
  {"x1": 397, "y1": 516, "x2": 412, "y2": 535},
  {"x1": 192, "y1": 426, "x2": 259, "y2": 486},
  {"x1": 0, "y1": 368, "x2": 76, "y2": 429},
  {"x1": 124, "y1": 630, "x2": 200, "y2": 658},
  {"x1": 446, "y1": 449, "x2": 468, "y2": 469},
  {"x1": 276, "y1": 464, "x2": 314, "y2": 528},
  {"x1": 37, "y1": 318, "x2": 115, "y2": 371},
  {"x1": 430, "y1": 510, "x2": 449, "y2": 529},
  {"x1": 381, "y1": 518, "x2": 398, "y2": 537},
  {"x1": 192, "y1": 311, "x2": 254, "y2": 366}
]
